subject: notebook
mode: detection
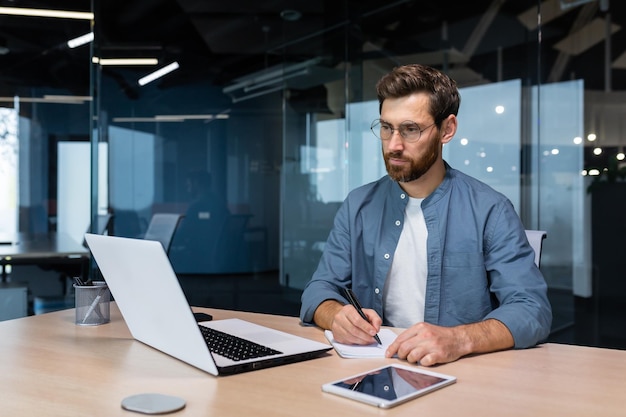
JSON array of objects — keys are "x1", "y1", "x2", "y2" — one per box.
[
  {"x1": 324, "y1": 329, "x2": 398, "y2": 358},
  {"x1": 83, "y1": 233, "x2": 332, "y2": 376}
]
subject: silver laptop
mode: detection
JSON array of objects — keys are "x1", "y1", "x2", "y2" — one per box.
[{"x1": 83, "y1": 233, "x2": 331, "y2": 376}]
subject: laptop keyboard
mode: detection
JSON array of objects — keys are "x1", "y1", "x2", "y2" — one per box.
[{"x1": 199, "y1": 325, "x2": 283, "y2": 361}]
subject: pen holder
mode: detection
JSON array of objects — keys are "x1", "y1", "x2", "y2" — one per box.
[{"x1": 74, "y1": 281, "x2": 110, "y2": 326}]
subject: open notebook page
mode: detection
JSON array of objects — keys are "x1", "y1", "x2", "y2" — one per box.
[{"x1": 324, "y1": 329, "x2": 398, "y2": 358}]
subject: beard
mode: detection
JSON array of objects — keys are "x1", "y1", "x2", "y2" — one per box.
[{"x1": 383, "y1": 134, "x2": 440, "y2": 183}]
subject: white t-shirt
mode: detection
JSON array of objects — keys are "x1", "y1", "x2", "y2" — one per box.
[{"x1": 383, "y1": 196, "x2": 428, "y2": 328}]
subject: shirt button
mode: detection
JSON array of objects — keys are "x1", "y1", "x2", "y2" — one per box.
[
  {"x1": 375, "y1": 288, "x2": 380, "y2": 294},
  {"x1": 395, "y1": 220, "x2": 401, "y2": 226},
  {"x1": 400, "y1": 193, "x2": 406, "y2": 199},
  {"x1": 384, "y1": 253, "x2": 390, "y2": 259},
  {"x1": 384, "y1": 385, "x2": 390, "y2": 391}
]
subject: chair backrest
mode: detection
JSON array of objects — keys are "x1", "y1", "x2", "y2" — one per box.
[
  {"x1": 95, "y1": 214, "x2": 113, "y2": 235},
  {"x1": 525, "y1": 230, "x2": 547, "y2": 267},
  {"x1": 83, "y1": 214, "x2": 113, "y2": 247},
  {"x1": 143, "y1": 213, "x2": 183, "y2": 254}
]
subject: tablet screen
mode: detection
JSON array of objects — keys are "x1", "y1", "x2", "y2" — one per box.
[{"x1": 322, "y1": 364, "x2": 456, "y2": 408}]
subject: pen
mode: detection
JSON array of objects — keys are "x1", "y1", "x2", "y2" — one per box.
[
  {"x1": 343, "y1": 288, "x2": 382, "y2": 345},
  {"x1": 82, "y1": 286, "x2": 105, "y2": 324}
]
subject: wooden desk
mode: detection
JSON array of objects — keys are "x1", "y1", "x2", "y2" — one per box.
[
  {"x1": 0, "y1": 232, "x2": 89, "y2": 281},
  {"x1": 1, "y1": 305, "x2": 624, "y2": 417}
]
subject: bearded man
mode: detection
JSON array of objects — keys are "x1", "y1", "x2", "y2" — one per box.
[{"x1": 299, "y1": 64, "x2": 552, "y2": 367}]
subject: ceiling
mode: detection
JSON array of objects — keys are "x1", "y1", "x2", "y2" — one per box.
[{"x1": 0, "y1": 0, "x2": 625, "y2": 99}]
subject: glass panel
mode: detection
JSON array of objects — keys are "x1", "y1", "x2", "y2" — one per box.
[
  {"x1": 97, "y1": 71, "x2": 283, "y2": 275},
  {"x1": 279, "y1": 1, "x2": 599, "y2": 341},
  {"x1": 0, "y1": 107, "x2": 18, "y2": 235},
  {"x1": 0, "y1": 10, "x2": 92, "y2": 236},
  {"x1": 1, "y1": 1, "x2": 623, "y2": 347},
  {"x1": 443, "y1": 80, "x2": 522, "y2": 211},
  {"x1": 532, "y1": 80, "x2": 586, "y2": 295}
]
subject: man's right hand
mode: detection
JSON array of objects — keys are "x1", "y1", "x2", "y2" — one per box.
[{"x1": 313, "y1": 300, "x2": 382, "y2": 345}]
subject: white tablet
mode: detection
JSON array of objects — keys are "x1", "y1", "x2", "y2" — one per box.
[{"x1": 322, "y1": 364, "x2": 456, "y2": 408}]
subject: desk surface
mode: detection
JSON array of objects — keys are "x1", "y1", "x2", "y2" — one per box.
[
  {"x1": 0, "y1": 232, "x2": 88, "y2": 261},
  {"x1": 1, "y1": 305, "x2": 624, "y2": 417}
]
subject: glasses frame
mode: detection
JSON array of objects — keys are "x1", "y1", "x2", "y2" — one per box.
[{"x1": 370, "y1": 119, "x2": 437, "y2": 143}]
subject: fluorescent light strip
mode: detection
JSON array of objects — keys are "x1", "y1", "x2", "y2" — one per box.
[
  {"x1": 44, "y1": 95, "x2": 92, "y2": 102},
  {"x1": 68, "y1": 32, "x2": 94, "y2": 49},
  {"x1": 0, "y1": 7, "x2": 93, "y2": 20},
  {"x1": 138, "y1": 62, "x2": 180, "y2": 86},
  {"x1": 183, "y1": 114, "x2": 230, "y2": 120},
  {"x1": 111, "y1": 117, "x2": 159, "y2": 123},
  {"x1": 93, "y1": 57, "x2": 159, "y2": 66},
  {"x1": 113, "y1": 114, "x2": 230, "y2": 123},
  {"x1": 0, "y1": 96, "x2": 91, "y2": 104}
]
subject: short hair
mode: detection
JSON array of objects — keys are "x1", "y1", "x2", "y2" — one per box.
[{"x1": 375, "y1": 64, "x2": 461, "y2": 126}]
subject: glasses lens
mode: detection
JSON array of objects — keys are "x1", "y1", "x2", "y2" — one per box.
[
  {"x1": 371, "y1": 119, "x2": 393, "y2": 140},
  {"x1": 399, "y1": 123, "x2": 422, "y2": 142}
]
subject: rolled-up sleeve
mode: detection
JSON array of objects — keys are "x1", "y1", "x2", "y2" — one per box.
[{"x1": 482, "y1": 201, "x2": 553, "y2": 348}]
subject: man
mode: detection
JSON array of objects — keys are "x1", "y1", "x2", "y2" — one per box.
[{"x1": 300, "y1": 64, "x2": 552, "y2": 366}]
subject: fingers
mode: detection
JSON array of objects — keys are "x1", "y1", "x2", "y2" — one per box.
[
  {"x1": 387, "y1": 338, "x2": 438, "y2": 366},
  {"x1": 363, "y1": 309, "x2": 383, "y2": 330},
  {"x1": 385, "y1": 323, "x2": 457, "y2": 366},
  {"x1": 332, "y1": 305, "x2": 381, "y2": 345}
]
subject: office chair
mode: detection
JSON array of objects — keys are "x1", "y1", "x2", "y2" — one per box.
[
  {"x1": 143, "y1": 213, "x2": 183, "y2": 254},
  {"x1": 525, "y1": 230, "x2": 547, "y2": 268},
  {"x1": 82, "y1": 214, "x2": 113, "y2": 247}
]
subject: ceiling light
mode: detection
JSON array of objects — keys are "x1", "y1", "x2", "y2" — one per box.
[
  {"x1": 0, "y1": 7, "x2": 93, "y2": 20},
  {"x1": 44, "y1": 95, "x2": 92, "y2": 102},
  {"x1": 112, "y1": 113, "x2": 229, "y2": 123},
  {"x1": 138, "y1": 62, "x2": 179, "y2": 86},
  {"x1": 94, "y1": 57, "x2": 159, "y2": 66},
  {"x1": 0, "y1": 95, "x2": 91, "y2": 104},
  {"x1": 67, "y1": 32, "x2": 94, "y2": 49}
]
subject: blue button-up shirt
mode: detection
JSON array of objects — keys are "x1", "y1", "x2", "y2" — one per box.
[{"x1": 300, "y1": 163, "x2": 552, "y2": 349}]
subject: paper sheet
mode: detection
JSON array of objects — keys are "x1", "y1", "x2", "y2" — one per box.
[{"x1": 324, "y1": 329, "x2": 398, "y2": 358}]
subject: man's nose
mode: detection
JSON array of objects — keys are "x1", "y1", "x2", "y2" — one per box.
[{"x1": 386, "y1": 129, "x2": 405, "y2": 151}]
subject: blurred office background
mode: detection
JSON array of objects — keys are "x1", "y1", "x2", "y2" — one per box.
[{"x1": 0, "y1": 0, "x2": 624, "y2": 349}]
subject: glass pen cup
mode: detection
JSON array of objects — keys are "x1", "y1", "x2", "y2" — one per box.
[{"x1": 74, "y1": 281, "x2": 111, "y2": 326}]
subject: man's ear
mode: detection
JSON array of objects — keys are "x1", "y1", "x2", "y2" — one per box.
[{"x1": 440, "y1": 114, "x2": 457, "y2": 144}]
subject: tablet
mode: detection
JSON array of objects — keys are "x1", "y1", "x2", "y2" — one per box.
[{"x1": 321, "y1": 364, "x2": 456, "y2": 408}]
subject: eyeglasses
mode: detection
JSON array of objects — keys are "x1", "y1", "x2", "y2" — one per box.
[{"x1": 370, "y1": 119, "x2": 436, "y2": 143}]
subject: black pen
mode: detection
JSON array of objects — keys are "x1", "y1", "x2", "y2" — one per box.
[{"x1": 343, "y1": 288, "x2": 382, "y2": 345}]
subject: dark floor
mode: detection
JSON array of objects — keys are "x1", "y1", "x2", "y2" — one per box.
[{"x1": 178, "y1": 271, "x2": 626, "y2": 351}]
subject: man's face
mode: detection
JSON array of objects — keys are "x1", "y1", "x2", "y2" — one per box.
[{"x1": 380, "y1": 93, "x2": 440, "y2": 183}]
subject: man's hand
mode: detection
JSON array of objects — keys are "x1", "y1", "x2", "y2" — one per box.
[
  {"x1": 313, "y1": 300, "x2": 382, "y2": 345},
  {"x1": 385, "y1": 319, "x2": 514, "y2": 366}
]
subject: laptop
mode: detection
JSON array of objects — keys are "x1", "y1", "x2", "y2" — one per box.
[{"x1": 83, "y1": 233, "x2": 332, "y2": 376}]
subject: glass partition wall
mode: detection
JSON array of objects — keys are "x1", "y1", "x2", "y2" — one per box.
[{"x1": 4, "y1": 1, "x2": 625, "y2": 346}]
